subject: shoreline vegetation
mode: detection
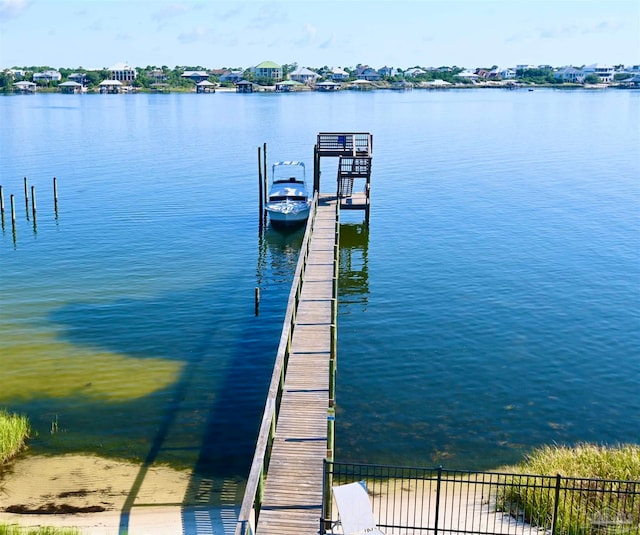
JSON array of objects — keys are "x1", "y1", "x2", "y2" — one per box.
[{"x1": 0, "y1": 410, "x2": 29, "y2": 465}]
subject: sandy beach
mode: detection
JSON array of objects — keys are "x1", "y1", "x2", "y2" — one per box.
[{"x1": 0, "y1": 454, "x2": 240, "y2": 534}]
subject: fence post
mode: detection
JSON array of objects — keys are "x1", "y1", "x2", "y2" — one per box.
[
  {"x1": 551, "y1": 473, "x2": 561, "y2": 535},
  {"x1": 434, "y1": 466, "x2": 443, "y2": 535}
]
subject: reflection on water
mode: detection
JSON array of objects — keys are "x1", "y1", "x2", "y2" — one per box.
[
  {"x1": 256, "y1": 226, "x2": 305, "y2": 289},
  {"x1": 339, "y1": 223, "x2": 370, "y2": 309}
]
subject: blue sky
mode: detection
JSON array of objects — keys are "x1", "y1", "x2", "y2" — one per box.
[{"x1": 0, "y1": 0, "x2": 638, "y2": 70}]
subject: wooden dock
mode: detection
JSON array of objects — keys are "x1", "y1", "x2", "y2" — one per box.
[
  {"x1": 255, "y1": 196, "x2": 338, "y2": 535},
  {"x1": 236, "y1": 133, "x2": 372, "y2": 535}
]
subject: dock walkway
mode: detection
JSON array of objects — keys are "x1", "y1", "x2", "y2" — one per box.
[
  {"x1": 236, "y1": 133, "x2": 372, "y2": 535},
  {"x1": 255, "y1": 195, "x2": 338, "y2": 535}
]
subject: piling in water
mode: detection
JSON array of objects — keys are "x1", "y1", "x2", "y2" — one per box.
[{"x1": 31, "y1": 185, "x2": 37, "y2": 217}]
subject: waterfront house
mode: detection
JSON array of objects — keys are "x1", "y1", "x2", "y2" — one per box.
[
  {"x1": 456, "y1": 70, "x2": 480, "y2": 82},
  {"x1": 109, "y1": 62, "x2": 137, "y2": 82},
  {"x1": 68, "y1": 73, "x2": 88, "y2": 86},
  {"x1": 13, "y1": 81, "x2": 37, "y2": 93},
  {"x1": 148, "y1": 69, "x2": 168, "y2": 82},
  {"x1": 620, "y1": 74, "x2": 640, "y2": 87},
  {"x1": 252, "y1": 61, "x2": 283, "y2": 82},
  {"x1": 554, "y1": 66, "x2": 585, "y2": 83},
  {"x1": 583, "y1": 63, "x2": 615, "y2": 83},
  {"x1": 289, "y1": 66, "x2": 319, "y2": 85},
  {"x1": 355, "y1": 66, "x2": 382, "y2": 81},
  {"x1": 220, "y1": 70, "x2": 244, "y2": 83},
  {"x1": 59, "y1": 81, "x2": 83, "y2": 93},
  {"x1": 405, "y1": 67, "x2": 426, "y2": 77},
  {"x1": 330, "y1": 67, "x2": 349, "y2": 82},
  {"x1": 378, "y1": 66, "x2": 398, "y2": 77},
  {"x1": 33, "y1": 69, "x2": 62, "y2": 83},
  {"x1": 182, "y1": 70, "x2": 209, "y2": 83}
]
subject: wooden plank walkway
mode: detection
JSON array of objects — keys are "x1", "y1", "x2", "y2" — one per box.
[{"x1": 255, "y1": 195, "x2": 338, "y2": 535}]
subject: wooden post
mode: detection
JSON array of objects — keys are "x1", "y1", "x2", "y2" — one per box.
[
  {"x1": 23, "y1": 177, "x2": 29, "y2": 204},
  {"x1": 255, "y1": 287, "x2": 260, "y2": 316},
  {"x1": 31, "y1": 185, "x2": 37, "y2": 218},
  {"x1": 326, "y1": 408, "x2": 335, "y2": 460},
  {"x1": 258, "y1": 146, "x2": 263, "y2": 229},
  {"x1": 53, "y1": 177, "x2": 58, "y2": 213},
  {"x1": 263, "y1": 142, "x2": 268, "y2": 206},
  {"x1": 0, "y1": 185, "x2": 4, "y2": 214},
  {"x1": 10, "y1": 194, "x2": 16, "y2": 224}
]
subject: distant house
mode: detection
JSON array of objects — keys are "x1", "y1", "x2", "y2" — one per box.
[
  {"x1": 33, "y1": 70, "x2": 62, "y2": 83},
  {"x1": 182, "y1": 71, "x2": 209, "y2": 83},
  {"x1": 219, "y1": 70, "x2": 244, "y2": 83},
  {"x1": 405, "y1": 68, "x2": 426, "y2": 78},
  {"x1": 109, "y1": 63, "x2": 137, "y2": 82},
  {"x1": 330, "y1": 67, "x2": 349, "y2": 82},
  {"x1": 378, "y1": 66, "x2": 397, "y2": 77},
  {"x1": 68, "y1": 73, "x2": 88, "y2": 85},
  {"x1": 252, "y1": 61, "x2": 283, "y2": 82},
  {"x1": 583, "y1": 63, "x2": 614, "y2": 83},
  {"x1": 355, "y1": 66, "x2": 381, "y2": 81},
  {"x1": 289, "y1": 66, "x2": 319, "y2": 85},
  {"x1": 554, "y1": 67, "x2": 585, "y2": 84},
  {"x1": 620, "y1": 74, "x2": 640, "y2": 87},
  {"x1": 148, "y1": 70, "x2": 168, "y2": 82},
  {"x1": 456, "y1": 71, "x2": 479, "y2": 82},
  {"x1": 489, "y1": 67, "x2": 516, "y2": 80}
]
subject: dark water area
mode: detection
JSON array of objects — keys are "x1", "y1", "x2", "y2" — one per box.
[{"x1": 1, "y1": 89, "x2": 638, "y2": 492}]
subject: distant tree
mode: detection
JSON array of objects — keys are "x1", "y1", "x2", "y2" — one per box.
[{"x1": 584, "y1": 73, "x2": 600, "y2": 84}]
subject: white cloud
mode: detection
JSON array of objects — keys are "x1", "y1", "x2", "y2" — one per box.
[
  {"x1": 152, "y1": 3, "x2": 190, "y2": 22},
  {"x1": 0, "y1": 0, "x2": 32, "y2": 22}
]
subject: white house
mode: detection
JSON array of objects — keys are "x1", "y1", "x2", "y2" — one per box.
[
  {"x1": 109, "y1": 63, "x2": 137, "y2": 82},
  {"x1": 33, "y1": 70, "x2": 62, "y2": 83},
  {"x1": 554, "y1": 67, "x2": 585, "y2": 84},
  {"x1": 330, "y1": 67, "x2": 349, "y2": 82},
  {"x1": 583, "y1": 64, "x2": 614, "y2": 83},
  {"x1": 289, "y1": 66, "x2": 319, "y2": 84}
]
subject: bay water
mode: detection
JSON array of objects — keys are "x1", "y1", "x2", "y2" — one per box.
[{"x1": 1, "y1": 89, "x2": 638, "y2": 496}]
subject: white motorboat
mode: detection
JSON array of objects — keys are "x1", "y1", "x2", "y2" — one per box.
[{"x1": 265, "y1": 161, "x2": 311, "y2": 229}]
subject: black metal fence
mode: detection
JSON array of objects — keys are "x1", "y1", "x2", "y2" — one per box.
[{"x1": 322, "y1": 461, "x2": 640, "y2": 535}]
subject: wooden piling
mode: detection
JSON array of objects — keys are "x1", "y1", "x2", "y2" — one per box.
[
  {"x1": 53, "y1": 177, "x2": 58, "y2": 212},
  {"x1": 258, "y1": 146, "x2": 264, "y2": 228},
  {"x1": 255, "y1": 287, "x2": 260, "y2": 316},
  {"x1": 263, "y1": 143, "x2": 268, "y2": 206},
  {"x1": 0, "y1": 185, "x2": 4, "y2": 214},
  {"x1": 31, "y1": 185, "x2": 37, "y2": 217},
  {"x1": 24, "y1": 177, "x2": 29, "y2": 204},
  {"x1": 10, "y1": 194, "x2": 16, "y2": 224}
]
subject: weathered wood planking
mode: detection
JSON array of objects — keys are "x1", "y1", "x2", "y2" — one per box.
[{"x1": 256, "y1": 196, "x2": 338, "y2": 535}]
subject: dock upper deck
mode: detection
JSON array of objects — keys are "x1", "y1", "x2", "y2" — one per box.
[{"x1": 316, "y1": 132, "x2": 373, "y2": 158}]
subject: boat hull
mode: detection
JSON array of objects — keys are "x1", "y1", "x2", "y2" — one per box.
[{"x1": 266, "y1": 202, "x2": 310, "y2": 229}]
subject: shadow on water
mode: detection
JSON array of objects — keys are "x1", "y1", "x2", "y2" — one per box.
[{"x1": 26, "y1": 226, "x2": 307, "y2": 534}]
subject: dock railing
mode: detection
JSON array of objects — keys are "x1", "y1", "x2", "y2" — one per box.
[
  {"x1": 235, "y1": 192, "x2": 320, "y2": 535},
  {"x1": 317, "y1": 133, "x2": 373, "y2": 157},
  {"x1": 322, "y1": 461, "x2": 640, "y2": 535}
]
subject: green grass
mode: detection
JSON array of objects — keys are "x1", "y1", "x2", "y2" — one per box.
[
  {"x1": 498, "y1": 444, "x2": 640, "y2": 535},
  {"x1": 0, "y1": 409, "x2": 30, "y2": 464},
  {"x1": 0, "y1": 526, "x2": 81, "y2": 535}
]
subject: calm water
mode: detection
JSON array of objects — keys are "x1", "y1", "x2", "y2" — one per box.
[{"x1": 1, "y1": 89, "x2": 639, "y2": 488}]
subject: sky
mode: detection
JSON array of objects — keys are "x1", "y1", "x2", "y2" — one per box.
[{"x1": 0, "y1": 0, "x2": 638, "y2": 70}]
